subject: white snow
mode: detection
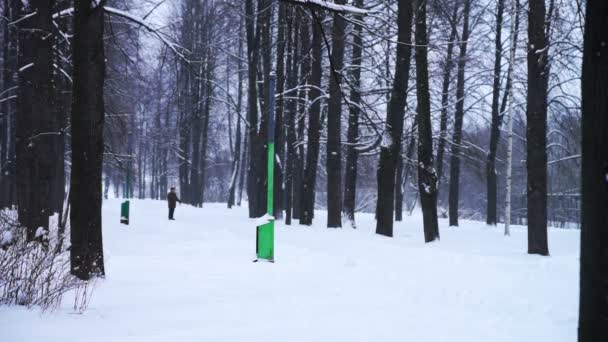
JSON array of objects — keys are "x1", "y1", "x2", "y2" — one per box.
[
  {"x1": 0, "y1": 199, "x2": 579, "y2": 342},
  {"x1": 423, "y1": 183, "x2": 431, "y2": 194},
  {"x1": 19, "y1": 63, "x2": 34, "y2": 73},
  {"x1": 0, "y1": 230, "x2": 13, "y2": 246},
  {"x1": 255, "y1": 213, "x2": 275, "y2": 225},
  {"x1": 380, "y1": 131, "x2": 393, "y2": 148},
  {"x1": 285, "y1": 0, "x2": 368, "y2": 15},
  {"x1": 34, "y1": 227, "x2": 47, "y2": 239}
]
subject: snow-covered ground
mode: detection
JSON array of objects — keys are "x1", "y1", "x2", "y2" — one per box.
[{"x1": 0, "y1": 199, "x2": 579, "y2": 342}]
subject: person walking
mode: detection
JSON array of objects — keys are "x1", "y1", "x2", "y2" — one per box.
[{"x1": 167, "y1": 187, "x2": 181, "y2": 220}]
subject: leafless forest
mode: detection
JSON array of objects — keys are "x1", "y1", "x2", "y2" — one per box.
[{"x1": 0, "y1": 0, "x2": 605, "y2": 339}]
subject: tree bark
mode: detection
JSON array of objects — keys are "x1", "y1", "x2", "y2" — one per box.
[
  {"x1": 199, "y1": 49, "x2": 213, "y2": 206},
  {"x1": 503, "y1": 0, "x2": 520, "y2": 236},
  {"x1": 447, "y1": 0, "x2": 471, "y2": 227},
  {"x1": 526, "y1": 0, "x2": 549, "y2": 255},
  {"x1": 396, "y1": 133, "x2": 415, "y2": 221},
  {"x1": 326, "y1": 0, "x2": 347, "y2": 228},
  {"x1": 16, "y1": 0, "x2": 55, "y2": 241},
  {"x1": 245, "y1": 0, "x2": 264, "y2": 218},
  {"x1": 257, "y1": 0, "x2": 272, "y2": 218},
  {"x1": 292, "y1": 11, "x2": 310, "y2": 220},
  {"x1": 299, "y1": 12, "x2": 324, "y2": 226},
  {"x1": 486, "y1": 0, "x2": 506, "y2": 226},
  {"x1": 435, "y1": 2, "x2": 459, "y2": 189},
  {"x1": 0, "y1": 0, "x2": 18, "y2": 209},
  {"x1": 376, "y1": 0, "x2": 413, "y2": 237},
  {"x1": 237, "y1": 131, "x2": 248, "y2": 207},
  {"x1": 414, "y1": 0, "x2": 439, "y2": 242},
  {"x1": 284, "y1": 9, "x2": 297, "y2": 225},
  {"x1": 273, "y1": 1, "x2": 287, "y2": 219},
  {"x1": 578, "y1": 0, "x2": 608, "y2": 339},
  {"x1": 343, "y1": 0, "x2": 364, "y2": 227},
  {"x1": 229, "y1": 17, "x2": 245, "y2": 208},
  {"x1": 70, "y1": 0, "x2": 106, "y2": 280},
  {"x1": 50, "y1": 35, "x2": 69, "y2": 215}
]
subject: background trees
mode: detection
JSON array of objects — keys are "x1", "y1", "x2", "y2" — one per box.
[{"x1": 0, "y1": 0, "x2": 590, "y2": 281}]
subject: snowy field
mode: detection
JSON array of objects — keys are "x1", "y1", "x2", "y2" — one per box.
[{"x1": 0, "y1": 199, "x2": 579, "y2": 342}]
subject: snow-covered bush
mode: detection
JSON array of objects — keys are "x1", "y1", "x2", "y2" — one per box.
[{"x1": 0, "y1": 210, "x2": 87, "y2": 311}]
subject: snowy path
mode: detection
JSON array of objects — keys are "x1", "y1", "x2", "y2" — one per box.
[{"x1": 1, "y1": 199, "x2": 579, "y2": 342}]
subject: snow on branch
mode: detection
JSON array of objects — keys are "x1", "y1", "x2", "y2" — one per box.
[
  {"x1": 279, "y1": 0, "x2": 368, "y2": 15},
  {"x1": 53, "y1": 7, "x2": 188, "y2": 62},
  {"x1": 103, "y1": 7, "x2": 187, "y2": 62},
  {"x1": 52, "y1": 8, "x2": 73, "y2": 19}
]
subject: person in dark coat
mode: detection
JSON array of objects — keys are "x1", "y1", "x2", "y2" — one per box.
[{"x1": 167, "y1": 187, "x2": 181, "y2": 220}]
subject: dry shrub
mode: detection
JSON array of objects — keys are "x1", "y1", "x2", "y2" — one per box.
[{"x1": 0, "y1": 210, "x2": 91, "y2": 312}]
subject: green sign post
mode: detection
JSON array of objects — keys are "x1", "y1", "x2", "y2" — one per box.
[
  {"x1": 121, "y1": 159, "x2": 131, "y2": 225},
  {"x1": 120, "y1": 200, "x2": 130, "y2": 225},
  {"x1": 256, "y1": 74, "x2": 276, "y2": 262}
]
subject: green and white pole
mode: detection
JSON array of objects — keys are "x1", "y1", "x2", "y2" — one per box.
[{"x1": 256, "y1": 74, "x2": 276, "y2": 262}]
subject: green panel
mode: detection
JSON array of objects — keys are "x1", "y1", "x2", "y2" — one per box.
[
  {"x1": 257, "y1": 221, "x2": 274, "y2": 260},
  {"x1": 120, "y1": 200, "x2": 130, "y2": 225}
]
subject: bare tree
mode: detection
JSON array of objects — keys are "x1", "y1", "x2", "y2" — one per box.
[
  {"x1": 15, "y1": 0, "x2": 55, "y2": 242},
  {"x1": 376, "y1": 0, "x2": 413, "y2": 237},
  {"x1": 526, "y1": 0, "x2": 550, "y2": 255},
  {"x1": 70, "y1": 0, "x2": 107, "y2": 280},
  {"x1": 486, "y1": 0, "x2": 506, "y2": 226},
  {"x1": 342, "y1": 0, "x2": 364, "y2": 226},
  {"x1": 578, "y1": 0, "x2": 608, "y2": 339},
  {"x1": 300, "y1": 12, "x2": 324, "y2": 226},
  {"x1": 447, "y1": 0, "x2": 471, "y2": 227},
  {"x1": 414, "y1": 0, "x2": 439, "y2": 242}
]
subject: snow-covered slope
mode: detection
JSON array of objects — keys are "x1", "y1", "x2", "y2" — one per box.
[{"x1": 0, "y1": 199, "x2": 579, "y2": 342}]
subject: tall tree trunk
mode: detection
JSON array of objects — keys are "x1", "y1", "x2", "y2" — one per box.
[
  {"x1": 503, "y1": 0, "x2": 520, "y2": 236},
  {"x1": 256, "y1": 0, "x2": 272, "y2": 218},
  {"x1": 292, "y1": 11, "x2": 310, "y2": 220},
  {"x1": 189, "y1": 72, "x2": 202, "y2": 206},
  {"x1": 343, "y1": 0, "x2": 364, "y2": 227},
  {"x1": 284, "y1": 9, "x2": 297, "y2": 225},
  {"x1": 0, "y1": 0, "x2": 6, "y2": 208},
  {"x1": 273, "y1": 2, "x2": 287, "y2": 219},
  {"x1": 16, "y1": 0, "x2": 55, "y2": 241},
  {"x1": 435, "y1": 2, "x2": 459, "y2": 188},
  {"x1": 178, "y1": 65, "x2": 191, "y2": 204},
  {"x1": 526, "y1": 0, "x2": 549, "y2": 255},
  {"x1": 447, "y1": 0, "x2": 471, "y2": 227},
  {"x1": 578, "y1": 0, "x2": 608, "y2": 339},
  {"x1": 51, "y1": 2, "x2": 72, "y2": 213},
  {"x1": 376, "y1": 0, "x2": 413, "y2": 237},
  {"x1": 245, "y1": 0, "x2": 263, "y2": 218},
  {"x1": 300, "y1": 12, "x2": 323, "y2": 226},
  {"x1": 70, "y1": 0, "x2": 106, "y2": 280},
  {"x1": 0, "y1": 0, "x2": 17, "y2": 209},
  {"x1": 229, "y1": 19, "x2": 245, "y2": 209},
  {"x1": 486, "y1": 0, "x2": 506, "y2": 226},
  {"x1": 326, "y1": 0, "x2": 347, "y2": 228},
  {"x1": 189, "y1": 0, "x2": 202, "y2": 206},
  {"x1": 199, "y1": 52, "x2": 213, "y2": 206},
  {"x1": 414, "y1": 0, "x2": 439, "y2": 242},
  {"x1": 237, "y1": 131, "x2": 248, "y2": 206},
  {"x1": 397, "y1": 135, "x2": 416, "y2": 220},
  {"x1": 394, "y1": 147, "x2": 404, "y2": 222}
]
